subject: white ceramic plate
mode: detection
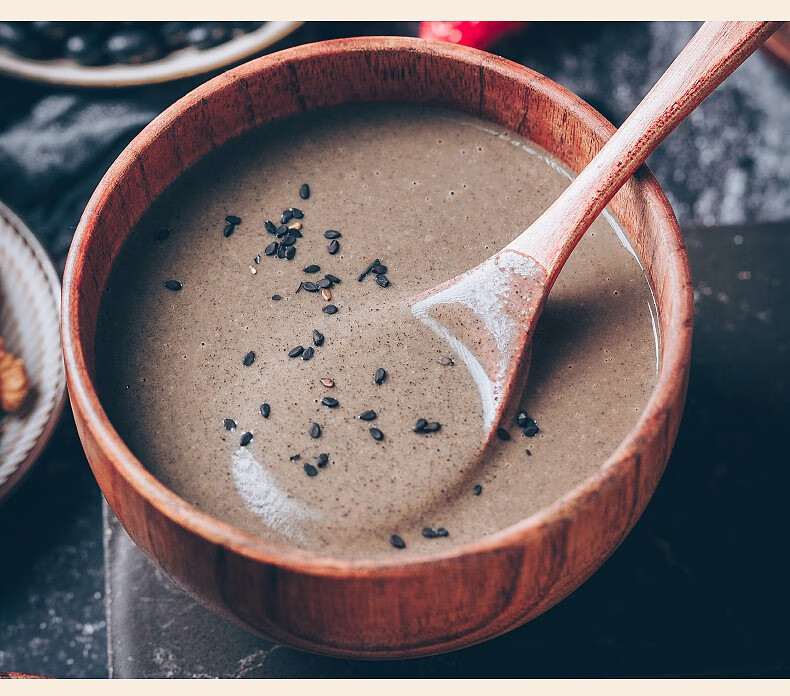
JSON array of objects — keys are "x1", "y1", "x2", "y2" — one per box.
[
  {"x1": 0, "y1": 202, "x2": 66, "y2": 502},
  {"x1": 0, "y1": 21, "x2": 302, "y2": 87}
]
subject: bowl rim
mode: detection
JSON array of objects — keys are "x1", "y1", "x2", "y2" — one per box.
[{"x1": 62, "y1": 35, "x2": 693, "y2": 576}]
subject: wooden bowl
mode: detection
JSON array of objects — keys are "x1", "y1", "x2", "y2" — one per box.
[{"x1": 62, "y1": 37, "x2": 693, "y2": 659}]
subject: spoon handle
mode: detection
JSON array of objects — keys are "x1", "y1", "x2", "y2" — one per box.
[{"x1": 508, "y1": 21, "x2": 782, "y2": 285}]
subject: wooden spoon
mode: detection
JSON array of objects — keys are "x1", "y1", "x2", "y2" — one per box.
[{"x1": 412, "y1": 21, "x2": 781, "y2": 436}]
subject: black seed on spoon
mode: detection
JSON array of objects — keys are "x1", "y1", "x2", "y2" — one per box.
[
  {"x1": 288, "y1": 346, "x2": 304, "y2": 358},
  {"x1": 321, "y1": 397, "x2": 339, "y2": 407},
  {"x1": 290, "y1": 228, "x2": 303, "y2": 238},
  {"x1": 496, "y1": 427, "x2": 511, "y2": 441},
  {"x1": 285, "y1": 246, "x2": 296, "y2": 260},
  {"x1": 312, "y1": 329, "x2": 324, "y2": 346},
  {"x1": 359, "y1": 410, "x2": 377, "y2": 421},
  {"x1": 281, "y1": 233, "x2": 297, "y2": 247},
  {"x1": 414, "y1": 418, "x2": 428, "y2": 432},
  {"x1": 324, "y1": 230, "x2": 341, "y2": 239},
  {"x1": 473, "y1": 484, "x2": 483, "y2": 496},
  {"x1": 390, "y1": 534, "x2": 406, "y2": 550},
  {"x1": 290, "y1": 207, "x2": 304, "y2": 219},
  {"x1": 316, "y1": 452, "x2": 329, "y2": 468},
  {"x1": 265, "y1": 220, "x2": 277, "y2": 235},
  {"x1": 254, "y1": 253, "x2": 261, "y2": 264},
  {"x1": 276, "y1": 244, "x2": 287, "y2": 258},
  {"x1": 304, "y1": 463, "x2": 318, "y2": 477},
  {"x1": 322, "y1": 305, "x2": 338, "y2": 315},
  {"x1": 281, "y1": 209, "x2": 293, "y2": 224},
  {"x1": 435, "y1": 528, "x2": 449, "y2": 537},
  {"x1": 375, "y1": 274, "x2": 390, "y2": 288},
  {"x1": 240, "y1": 431, "x2": 253, "y2": 447},
  {"x1": 515, "y1": 410, "x2": 529, "y2": 428},
  {"x1": 422, "y1": 421, "x2": 441, "y2": 433},
  {"x1": 223, "y1": 418, "x2": 236, "y2": 431},
  {"x1": 370, "y1": 427, "x2": 384, "y2": 441},
  {"x1": 223, "y1": 222, "x2": 235, "y2": 238},
  {"x1": 301, "y1": 281, "x2": 319, "y2": 292},
  {"x1": 302, "y1": 347, "x2": 314, "y2": 361},
  {"x1": 358, "y1": 259, "x2": 379, "y2": 282},
  {"x1": 163, "y1": 279, "x2": 182, "y2": 291},
  {"x1": 370, "y1": 264, "x2": 387, "y2": 275},
  {"x1": 421, "y1": 528, "x2": 437, "y2": 539},
  {"x1": 272, "y1": 294, "x2": 282, "y2": 301},
  {"x1": 299, "y1": 183, "x2": 310, "y2": 199},
  {"x1": 522, "y1": 418, "x2": 539, "y2": 437},
  {"x1": 225, "y1": 214, "x2": 241, "y2": 224},
  {"x1": 325, "y1": 274, "x2": 341, "y2": 284},
  {"x1": 316, "y1": 278, "x2": 332, "y2": 289},
  {"x1": 276, "y1": 225, "x2": 289, "y2": 237},
  {"x1": 290, "y1": 454, "x2": 301, "y2": 461},
  {"x1": 309, "y1": 422, "x2": 321, "y2": 438},
  {"x1": 260, "y1": 403, "x2": 271, "y2": 418},
  {"x1": 243, "y1": 351, "x2": 255, "y2": 366},
  {"x1": 264, "y1": 242, "x2": 278, "y2": 256},
  {"x1": 327, "y1": 240, "x2": 340, "y2": 255},
  {"x1": 374, "y1": 368, "x2": 387, "y2": 385},
  {"x1": 304, "y1": 264, "x2": 321, "y2": 274}
]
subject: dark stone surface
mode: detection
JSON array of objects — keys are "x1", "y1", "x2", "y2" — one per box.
[{"x1": 0, "y1": 21, "x2": 787, "y2": 678}]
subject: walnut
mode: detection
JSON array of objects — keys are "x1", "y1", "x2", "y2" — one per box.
[{"x1": 0, "y1": 338, "x2": 29, "y2": 412}]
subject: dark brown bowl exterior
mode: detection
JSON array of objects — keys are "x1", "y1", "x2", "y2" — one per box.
[{"x1": 62, "y1": 37, "x2": 693, "y2": 659}]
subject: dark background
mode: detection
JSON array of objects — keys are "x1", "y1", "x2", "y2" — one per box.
[{"x1": 0, "y1": 21, "x2": 788, "y2": 677}]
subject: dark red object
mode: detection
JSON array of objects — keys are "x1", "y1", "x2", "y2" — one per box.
[{"x1": 419, "y1": 21, "x2": 527, "y2": 49}]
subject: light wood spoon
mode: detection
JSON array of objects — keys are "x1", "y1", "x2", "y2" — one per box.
[{"x1": 412, "y1": 21, "x2": 781, "y2": 437}]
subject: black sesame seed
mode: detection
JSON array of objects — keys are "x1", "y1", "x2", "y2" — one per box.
[
  {"x1": 309, "y1": 422, "x2": 321, "y2": 438},
  {"x1": 370, "y1": 427, "x2": 384, "y2": 441},
  {"x1": 301, "y1": 281, "x2": 319, "y2": 292},
  {"x1": 264, "y1": 241, "x2": 278, "y2": 256},
  {"x1": 299, "y1": 183, "x2": 310, "y2": 199},
  {"x1": 316, "y1": 452, "x2": 329, "y2": 468},
  {"x1": 290, "y1": 228, "x2": 303, "y2": 238},
  {"x1": 374, "y1": 367, "x2": 387, "y2": 385},
  {"x1": 243, "y1": 351, "x2": 255, "y2": 366},
  {"x1": 290, "y1": 454, "x2": 301, "y2": 461},
  {"x1": 302, "y1": 347, "x2": 314, "y2": 361},
  {"x1": 223, "y1": 418, "x2": 236, "y2": 431},
  {"x1": 285, "y1": 246, "x2": 296, "y2": 260},
  {"x1": 421, "y1": 528, "x2": 437, "y2": 538},
  {"x1": 290, "y1": 207, "x2": 304, "y2": 219},
  {"x1": 254, "y1": 253, "x2": 261, "y2": 264},
  {"x1": 281, "y1": 233, "x2": 297, "y2": 247},
  {"x1": 288, "y1": 346, "x2": 304, "y2": 358},
  {"x1": 324, "y1": 230, "x2": 342, "y2": 239},
  {"x1": 325, "y1": 274, "x2": 341, "y2": 284},
  {"x1": 390, "y1": 534, "x2": 406, "y2": 549},
  {"x1": 281, "y1": 209, "x2": 293, "y2": 224},
  {"x1": 375, "y1": 274, "x2": 390, "y2": 288},
  {"x1": 260, "y1": 403, "x2": 271, "y2": 418},
  {"x1": 321, "y1": 397, "x2": 339, "y2": 407},
  {"x1": 312, "y1": 329, "x2": 324, "y2": 346},
  {"x1": 414, "y1": 418, "x2": 428, "y2": 432},
  {"x1": 423, "y1": 421, "x2": 441, "y2": 433},
  {"x1": 316, "y1": 278, "x2": 332, "y2": 289},
  {"x1": 327, "y1": 240, "x2": 340, "y2": 255},
  {"x1": 359, "y1": 410, "x2": 377, "y2": 421},
  {"x1": 496, "y1": 427, "x2": 511, "y2": 441},
  {"x1": 276, "y1": 225, "x2": 289, "y2": 237},
  {"x1": 240, "y1": 431, "x2": 253, "y2": 447},
  {"x1": 358, "y1": 259, "x2": 380, "y2": 282},
  {"x1": 322, "y1": 304, "x2": 338, "y2": 315},
  {"x1": 522, "y1": 418, "x2": 539, "y2": 437},
  {"x1": 473, "y1": 484, "x2": 483, "y2": 496},
  {"x1": 163, "y1": 279, "x2": 182, "y2": 291},
  {"x1": 223, "y1": 222, "x2": 235, "y2": 238},
  {"x1": 304, "y1": 463, "x2": 318, "y2": 477},
  {"x1": 265, "y1": 220, "x2": 277, "y2": 235},
  {"x1": 435, "y1": 528, "x2": 449, "y2": 537},
  {"x1": 276, "y1": 244, "x2": 287, "y2": 258},
  {"x1": 272, "y1": 294, "x2": 282, "y2": 301},
  {"x1": 225, "y1": 214, "x2": 241, "y2": 224},
  {"x1": 304, "y1": 264, "x2": 321, "y2": 274},
  {"x1": 515, "y1": 410, "x2": 529, "y2": 428},
  {"x1": 370, "y1": 264, "x2": 387, "y2": 275}
]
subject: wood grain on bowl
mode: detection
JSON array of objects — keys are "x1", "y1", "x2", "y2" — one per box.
[{"x1": 62, "y1": 37, "x2": 693, "y2": 658}]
